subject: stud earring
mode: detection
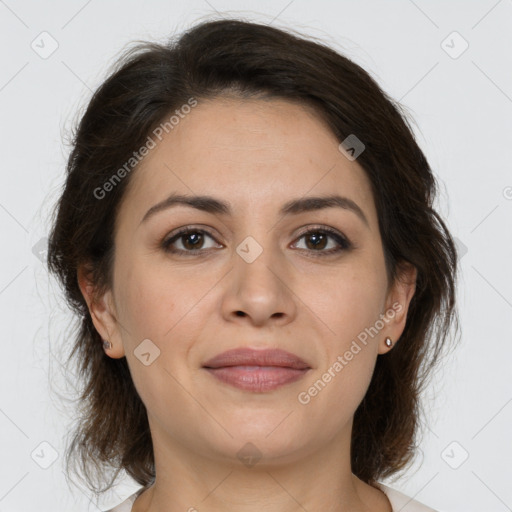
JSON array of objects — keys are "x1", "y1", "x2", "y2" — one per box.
[
  {"x1": 384, "y1": 337, "x2": 393, "y2": 348},
  {"x1": 103, "y1": 339, "x2": 112, "y2": 350}
]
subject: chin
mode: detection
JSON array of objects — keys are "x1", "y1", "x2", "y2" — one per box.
[{"x1": 198, "y1": 417, "x2": 310, "y2": 466}]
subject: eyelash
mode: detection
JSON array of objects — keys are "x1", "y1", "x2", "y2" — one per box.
[{"x1": 161, "y1": 226, "x2": 352, "y2": 257}]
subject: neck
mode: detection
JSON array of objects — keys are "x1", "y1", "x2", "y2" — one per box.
[{"x1": 132, "y1": 418, "x2": 390, "y2": 512}]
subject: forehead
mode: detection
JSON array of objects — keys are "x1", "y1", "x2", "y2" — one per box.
[{"x1": 118, "y1": 97, "x2": 377, "y2": 227}]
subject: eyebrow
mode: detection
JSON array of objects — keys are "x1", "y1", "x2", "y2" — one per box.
[{"x1": 140, "y1": 193, "x2": 369, "y2": 227}]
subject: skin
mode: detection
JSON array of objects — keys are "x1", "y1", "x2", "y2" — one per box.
[{"x1": 79, "y1": 97, "x2": 416, "y2": 512}]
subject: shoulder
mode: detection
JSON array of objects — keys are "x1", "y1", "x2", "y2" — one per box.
[
  {"x1": 375, "y1": 482, "x2": 439, "y2": 512},
  {"x1": 106, "y1": 483, "x2": 439, "y2": 512},
  {"x1": 103, "y1": 488, "x2": 143, "y2": 512}
]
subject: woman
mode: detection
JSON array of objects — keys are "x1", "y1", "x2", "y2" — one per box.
[{"x1": 47, "y1": 18, "x2": 459, "y2": 512}]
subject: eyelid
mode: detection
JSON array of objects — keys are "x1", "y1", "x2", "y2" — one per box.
[
  {"x1": 161, "y1": 224, "x2": 353, "y2": 256},
  {"x1": 162, "y1": 224, "x2": 222, "y2": 241},
  {"x1": 161, "y1": 225, "x2": 223, "y2": 251},
  {"x1": 291, "y1": 225, "x2": 352, "y2": 252}
]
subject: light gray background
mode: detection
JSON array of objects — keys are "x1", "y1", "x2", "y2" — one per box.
[{"x1": 0, "y1": 1, "x2": 511, "y2": 511}]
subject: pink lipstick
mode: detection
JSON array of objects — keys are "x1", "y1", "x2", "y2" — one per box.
[{"x1": 202, "y1": 347, "x2": 311, "y2": 392}]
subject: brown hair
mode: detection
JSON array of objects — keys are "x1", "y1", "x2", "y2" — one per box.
[{"x1": 47, "y1": 18, "x2": 459, "y2": 495}]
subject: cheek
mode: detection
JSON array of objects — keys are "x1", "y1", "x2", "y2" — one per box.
[
  {"x1": 307, "y1": 266, "x2": 386, "y2": 345},
  {"x1": 300, "y1": 263, "x2": 386, "y2": 427},
  {"x1": 115, "y1": 258, "x2": 212, "y2": 366},
  {"x1": 114, "y1": 263, "x2": 194, "y2": 416},
  {"x1": 112, "y1": 255, "x2": 179, "y2": 349},
  {"x1": 123, "y1": 280, "x2": 174, "y2": 339},
  {"x1": 297, "y1": 309, "x2": 380, "y2": 441},
  {"x1": 295, "y1": 340, "x2": 377, "y2": 448}
]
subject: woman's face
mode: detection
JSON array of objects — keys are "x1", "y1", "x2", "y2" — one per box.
[{"x1": 83, "y1": 97, "x2": 416, "y2": 466}]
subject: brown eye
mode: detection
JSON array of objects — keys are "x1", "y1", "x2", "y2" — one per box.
[
  {"x1": 161, "y1": 226, "x2": 351, "y2": 257},
  {"x1": 179, "y1": 232, "x2": 205, "y2": 250},
  {"x1": 293, "y1": 227, "x2": 351, "y2": 256},
  {"x1": 162, "y1": 229, "x2": 221, "y2": 254},
  {"x1": 304, "y1": 232, "x2": 329, "y2": 250}
]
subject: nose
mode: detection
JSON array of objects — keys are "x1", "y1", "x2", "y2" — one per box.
[{"x1": 220, "y1": 242, "x2": 297, "y2": 328}]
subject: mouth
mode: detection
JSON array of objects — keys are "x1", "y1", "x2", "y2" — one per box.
[{"x1": 202, "y1": 347, "x2": 311, "y2": 392}]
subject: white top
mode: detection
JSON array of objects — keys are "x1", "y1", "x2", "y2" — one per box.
[{"x1": 105, "y1": 482, "x2": 438, "y2": 511}]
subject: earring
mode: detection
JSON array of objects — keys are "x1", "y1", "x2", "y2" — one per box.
[
  {"x1": 385, "y1": 337, "x2": 393, "y2": 348},
  {"x1": 103, "y1": 339, "x2": 112, "y2": 350}
]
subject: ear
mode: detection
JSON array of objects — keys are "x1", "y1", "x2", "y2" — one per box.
[
  {"x1": 378, "y1": 261, "x2": 417, "y2": 355},
  {"x1": 77, "y1": 264, "x2": 126, "y2": 359}
]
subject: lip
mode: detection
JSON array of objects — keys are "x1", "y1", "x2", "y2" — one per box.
[
  {"x1": 202, "y1": 347, "x2": 310, "y2": 370},
  {"x1": 202, "y1": 348, "x2": 311, "y2": 392}
]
